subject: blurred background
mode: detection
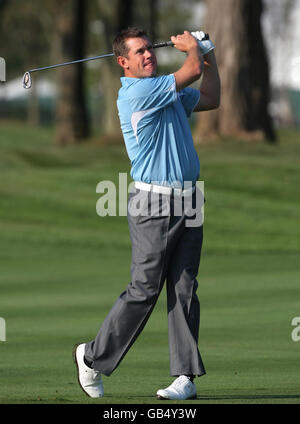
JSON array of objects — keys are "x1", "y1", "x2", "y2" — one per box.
[
  {"x1": 1, "y1": 0, "x2": 300, "y2": 404},
  {"x1": 0, "y1": 0, "x2": 299, "y2": 142}
]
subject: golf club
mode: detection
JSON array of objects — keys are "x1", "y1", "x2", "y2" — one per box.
[{"x1": 22, "y1": 33, "x2": 209, "y2": 89}]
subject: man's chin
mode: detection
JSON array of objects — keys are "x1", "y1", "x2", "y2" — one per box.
[
  {"x1": 147, "y1": 69, "x2": 157, "y2": 77},
  {"x1": 144, "y1": 64, "x2": 157, "y2": 77}
]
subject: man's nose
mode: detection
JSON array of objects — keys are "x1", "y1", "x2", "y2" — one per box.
[{"x1": 144, "y1": 49, "x2": 152, "y2": 58}]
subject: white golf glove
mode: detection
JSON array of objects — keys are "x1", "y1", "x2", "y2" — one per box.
[{"x1": 191, "y1": 31, "x2": 215, "y2": 55}]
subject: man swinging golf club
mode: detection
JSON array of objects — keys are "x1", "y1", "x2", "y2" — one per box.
[{"x1": 73, "y1": 27, "x2": 220, "y2": 400}]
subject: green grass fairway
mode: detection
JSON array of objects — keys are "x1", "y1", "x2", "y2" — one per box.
[{"x1": 0, "y1": 122, "x2": 300, "y2": 404}]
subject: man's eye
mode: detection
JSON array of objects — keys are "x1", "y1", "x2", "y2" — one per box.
[{"x1": 136, "y1": 46, "x2": 153, "y2": 55}]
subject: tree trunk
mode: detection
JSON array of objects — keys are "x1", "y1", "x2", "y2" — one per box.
[
  {"x1": 148, "y1": 0, "x2": 158, "y2": 43},
  {"x1": 0, "y1": 0, "x2": 8, "y2": 83},
  {"x1": 98, "y1": 0, "x2": 133, "y2": 140},
  {"x1": 195, "y1": 0, "x2": 276, "y2": 143},
  {"x1": 54, "y1": 0, "x2": 90, "y2": 145}
]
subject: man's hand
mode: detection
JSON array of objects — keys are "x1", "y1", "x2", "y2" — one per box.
[
  {"x1": 171, "y1": 31, "x2": 200, "y2": 54},
  {"x1": 191, "y1": 31, "x2": 215, "y2": 56}
]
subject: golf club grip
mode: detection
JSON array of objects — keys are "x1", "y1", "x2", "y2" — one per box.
[
  {"x1": 154, "y1": 41, "x2": 175, "y2": 49},
  {"x1": 154, "y1": 33, "x2": 209, "y2": 49}
]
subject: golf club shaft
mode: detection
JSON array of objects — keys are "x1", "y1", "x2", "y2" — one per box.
[
  {"x1": 27, "y1": 42, "x2": 172, "y2": 74},
  {"x1": 28, "y1": 53, "x2": 115, "y2": 74},
  {"x1": 23, "y1": 33, "x2": 209, "y2": 88},
  {"x1": 27, "y1": 35, "x2": 209, "y2": 74}
]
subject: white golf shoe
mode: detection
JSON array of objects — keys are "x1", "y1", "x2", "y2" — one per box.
[
  {"x1": 73, "y1": 343, "x2": 104, "y2": 398},
  {"x1": 156, "y1": 375, "x2": 197, "y2": 400}
]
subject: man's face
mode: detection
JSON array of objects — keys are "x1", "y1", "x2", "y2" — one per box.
[{"x1": 120, "y1": 36, "x2": 157, "y2": 78}]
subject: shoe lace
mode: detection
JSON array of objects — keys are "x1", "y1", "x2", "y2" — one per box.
[
  {"x1": 172, "y1": 376, "x2": 190, "y2": 390},
  {"x1": 92, "y1": 369, "x2": 102, "y2": 381},
  {"x1": 84, "y1": 367, "x2": 101, "y2": 381}
]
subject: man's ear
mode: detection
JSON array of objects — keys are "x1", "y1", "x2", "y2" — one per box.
[{"x1": 117, "y1": 56, "x2": 129, "y2": 70}]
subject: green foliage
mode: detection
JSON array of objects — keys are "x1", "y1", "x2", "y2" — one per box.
[{"x1": 0, "y1": 0, "x2": 52, "y2": 79}]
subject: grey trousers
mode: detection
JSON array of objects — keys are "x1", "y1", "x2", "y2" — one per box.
[{"x1": 85, "y1": 188, "x2": 206, "y2": 377}]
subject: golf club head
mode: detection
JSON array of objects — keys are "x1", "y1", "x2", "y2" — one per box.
[{"x1": 22, "y1": 72, "x2": 32, "y2": 89}]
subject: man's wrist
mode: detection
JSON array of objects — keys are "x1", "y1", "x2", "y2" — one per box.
[{"x1": 197, "y1": 39, "x2": 215, "y2": 56}]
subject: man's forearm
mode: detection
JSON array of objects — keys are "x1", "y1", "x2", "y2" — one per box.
[
  {"x1": 171, "y1": 31, "x2": 205, "y2": 91},
  {"x1": 173, "y1": 46, "x2": 204, "y2": 91},
  {"x1": 199, "y1": 50, "x2": 221, "y2": 109}
]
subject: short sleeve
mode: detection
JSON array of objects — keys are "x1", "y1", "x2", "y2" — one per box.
[
  {"x1": 178, "y1": 87, "x2": 200, "y2": 117},
  {"x1": 127, "y1": 75, "x2": 177, "y2": 113}
]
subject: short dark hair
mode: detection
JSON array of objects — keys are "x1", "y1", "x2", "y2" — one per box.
[{"x1": 113, "y1": 27, "x2": 148, "y2": 58}]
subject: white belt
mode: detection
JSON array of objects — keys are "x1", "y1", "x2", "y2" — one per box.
[{"x1": 134, "y1": 181, "x2": 195, "y2": 197}]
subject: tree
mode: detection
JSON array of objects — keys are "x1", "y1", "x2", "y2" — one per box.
[
  {"x1": 195, "y1": 0, "x2": 276, "y2": 142},
  {"x1": 263, "y1": 0, "x2": 295, "y2": 125},
  {"x1": 51, "y1": 0, "x2": 90, "y2": 145},
  {"x1": 96, "y1": 0, "x2": 133, "y2": 140},
  {"x1": 0, "y1": 0, "x2": 51, "y2": 125},
  {"x1": 96, "y1": 0, "x2": 160, "y2": 139},
  {"x1": 0, "y1": 0, "x2": 7, "y2": 18}
]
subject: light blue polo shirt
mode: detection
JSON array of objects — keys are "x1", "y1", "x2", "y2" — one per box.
[{"x1": 117, "y1": 74, "x2": 200, "y2": 188}]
